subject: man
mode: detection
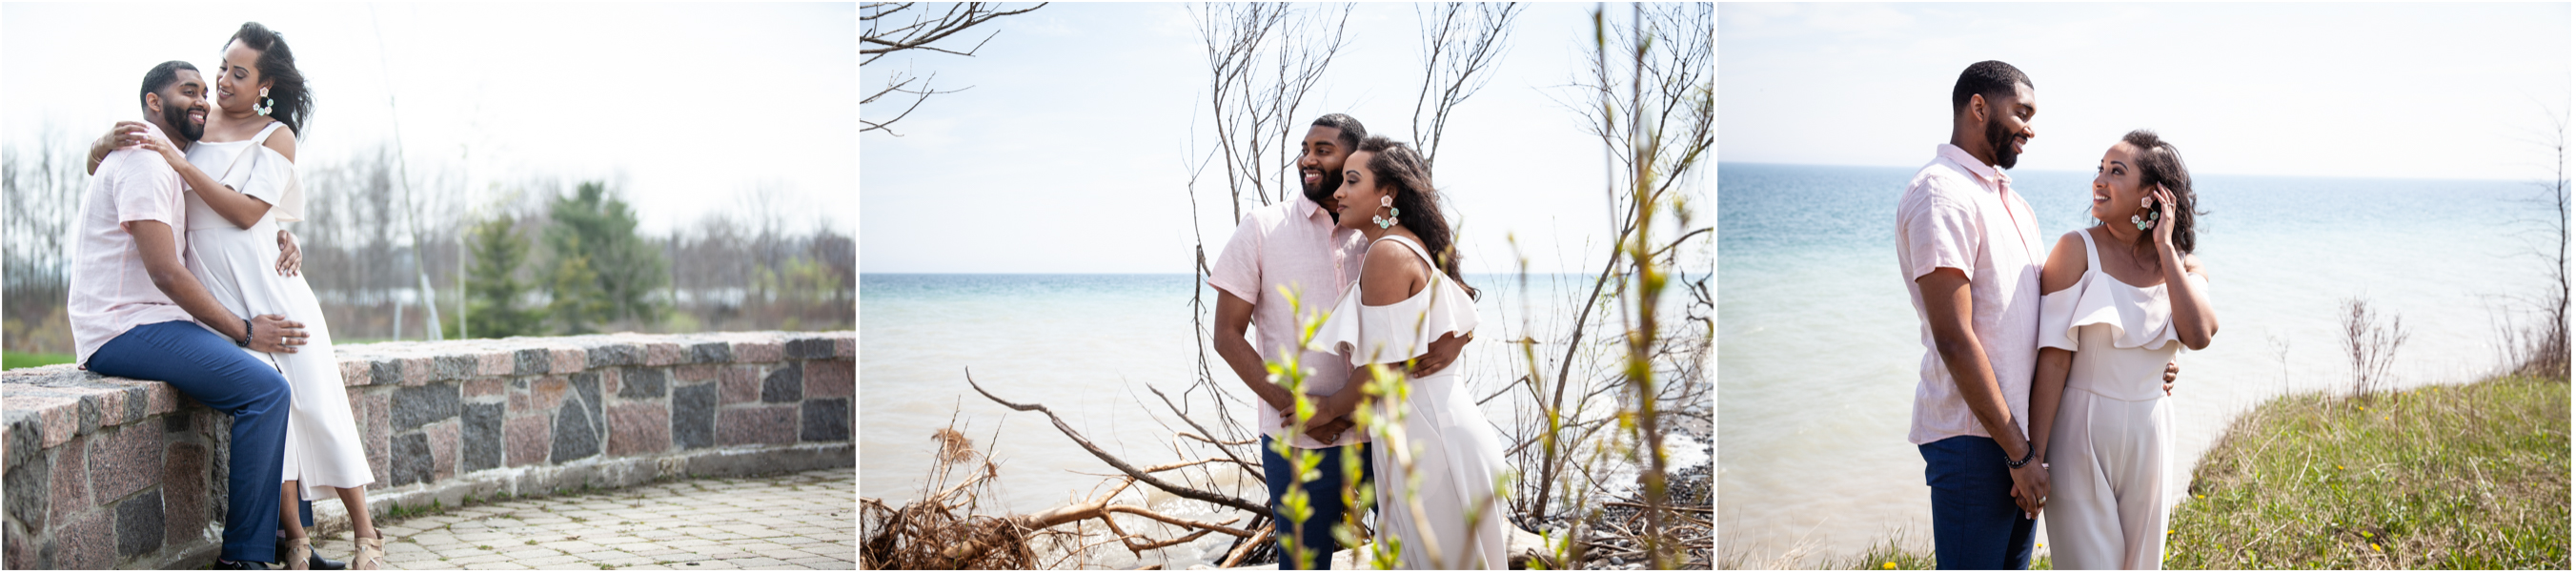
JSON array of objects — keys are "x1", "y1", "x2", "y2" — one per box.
[
  {"x1": 82, "y1": 68, "x2": 347, "y2": 573},
  {"x1": 1209, "y1": 113, "x2": 1469, "y2": 569},
  {"x1": 1898, "y1": 61, "x2": 2177, "y2": 570},
  {"x1": 70, "y1": 60, "x2": 310, "y2": 570}
]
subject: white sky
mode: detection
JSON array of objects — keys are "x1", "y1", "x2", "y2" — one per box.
[
  {"x1": 2, "y1": 2, "x2": 857, "y2": 237},
  {"x1": 862, "y1": 2, "x2": 1707, "y2": 274},
  {"x1": 1721, "y1": 2, "x2": 2572, "y2": 181}
]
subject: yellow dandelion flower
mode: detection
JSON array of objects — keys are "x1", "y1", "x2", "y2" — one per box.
[
  {"x1": 2196, "y1": 494, "x2": 2204, "y2": 499},
  {"x1": 1883, "y1": 562, "x2": 1897, "y2": 569},
  {"x1": 2371, "y1": 543, "x2": 2382, "y2": 552},
  {"x1": 2337, "y1": 465, "x2": 2343, "y2": 470},
  {"x1": 2036, "y1": 543, "x2": 2043, "y2": 548}
]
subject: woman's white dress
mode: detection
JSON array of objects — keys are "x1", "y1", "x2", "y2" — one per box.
[
  {"x1": 2038, "y1": 230, "x2": 2205, "y2": 570},
  {"x1": 1308, "y1": 235, "x2": 1508, "y2": 570},
  {"x1": 182, "y1": 122, "x2": 373, "y2": 502}
]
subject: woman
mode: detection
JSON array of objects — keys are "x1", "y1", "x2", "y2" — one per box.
[
  {"x1": 1302, "y1": 136, "x2": 1508, "y2": 569},
  {"x1": 91, "y1": 22, "x2": 387, "y2": 570},
  {"x1": 2027, "y1": 130, "x2": 2219, "y2": 570}
]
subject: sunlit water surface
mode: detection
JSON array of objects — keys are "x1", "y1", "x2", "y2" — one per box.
[
  {"x1": 864, "y1": 273, "x2": 1709, "y2": 567},
  {"x1": 1717, "y1": 162, "x2": 2559, "y2": 564}
]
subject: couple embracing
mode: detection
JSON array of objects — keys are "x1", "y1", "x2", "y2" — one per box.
[
  {"x1": 70, "y1": 23, "x2": 383, "y2": 569},
  {"x1": 1209, "y1": 114, "x2": 1511, "y2": 569},
  {"x1": 1898, "y1": 61, "x2": 2221, "y2": 570}
]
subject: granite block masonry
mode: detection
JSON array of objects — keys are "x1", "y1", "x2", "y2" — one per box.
[{"x1": 2, "y1": 331, "x2": 854, "y2": 569}]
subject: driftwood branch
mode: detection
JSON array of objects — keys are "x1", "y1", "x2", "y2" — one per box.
[
  {"x1": 1149, "y1": 384, "x2": 1263, "y2": 480},
  {"x1": 965, "y1": 368, "x2": 1268, "y2": 515},
  {"x1": 1219, "y1": 522, "x2": 1276, "y2": 568}
]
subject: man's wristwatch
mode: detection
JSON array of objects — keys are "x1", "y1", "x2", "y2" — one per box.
[{"x1": 237, "y1": 318, "x2": 254, "y2": 348}]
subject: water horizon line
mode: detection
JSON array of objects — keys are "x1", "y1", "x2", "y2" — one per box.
[
  {"x1": 859, "y1": 272, "x2": 1613, "y2": 277},
  {"x1": 1717, "y1": 160, "x2": 2555, "y2": 185}
]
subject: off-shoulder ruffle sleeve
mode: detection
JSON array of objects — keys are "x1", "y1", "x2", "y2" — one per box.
[
  {"x1": 2038, "y1": 282, "x2": 2083, "y2": 352},
  {"x1": 236, "y1": 144, "x2": 304, "y2": 223},
  {"x1": 2039, "y1": 270, "x2": 2193, "y2": 353},
  {"x1": 1309, "y1": 282, "x2": 1367, "y2": 360},
  {"x1": 1306, "y1": 240, "x2": 1481, "y2": 367}
]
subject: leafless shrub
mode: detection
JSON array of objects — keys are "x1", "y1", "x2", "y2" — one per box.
[
  {"x1": 2343, "y1": 297, "x2": 2410, "y2": 399},
  {"x1": 2502, "y1": 99, "x2": 2570, "y2": 379},
  {"x1": 1, "y1": 126, "x2": 87, "y2": 354},
  {"x1": 1410, "y1": 2, "x2": 1524, "y2": 170},
  {"x1": 1501, "y1": 4, "x2": 1713, "y2": 569}
]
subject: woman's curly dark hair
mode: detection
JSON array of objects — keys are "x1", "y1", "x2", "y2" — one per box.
[
  {"x1": 227, "y1": 22, "x2": 312, "y2": 139},
  {"x1": 2118, "y1": 129, "x2": 2200, "y2": 256},
  {"x1": 1355, "y1": 135, "x2": 1477, "y2": 300}
]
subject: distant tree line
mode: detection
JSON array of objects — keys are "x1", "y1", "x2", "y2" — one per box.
[{"x1": 2, "y1": 132, "x2": 853, "y2": 355}]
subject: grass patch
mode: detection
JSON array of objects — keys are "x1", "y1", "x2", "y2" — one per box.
[
  {"x1": 1835, "y1": 534, "x2": 1937, "y2": 570},
  {"x1": 380, "y1": 500, "x2": 446, "y2": 523},
  {"x1": 1792, "y1": 374, "x2": 2566, "y2": 570},
  {"x1": 2168, "y1": 374, "x2": 2568, "y2": 568},
  {"x1": 2, "y1": 352, "x2": 73, "y2": 370},
  {"x1": 1824, "y1": 535, "x2": 2051, "y2": 570}
]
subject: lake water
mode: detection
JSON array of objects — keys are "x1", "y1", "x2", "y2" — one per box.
[
  {"x1": 1715, "y1": 162, "x2": 2563, "y2": 564},
  {"x1": 861, "y1": 272, "x2": 1707, "y2": 567}
]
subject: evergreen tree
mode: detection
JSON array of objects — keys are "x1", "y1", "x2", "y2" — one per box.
[
  {"x1": 542, "y1": 181, "x2": 669, "y2": 333},
  {"x1": 464, "y1": 214, "x2": 545, "y2": 338},
  {"x1": 546, "y1": 235, "x2": 610, "y2": 335}
]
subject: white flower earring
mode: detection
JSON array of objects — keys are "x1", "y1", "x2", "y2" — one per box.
[
  {"x1": 254, "y1": 87, "x2": 273, "y2": 115},
  {"x1": 2129, "y1": 196, "x2": 2160, "y2": 230},
  {"x1": 1371, "y1": 195, "x2": 1401, "y2": 229}
]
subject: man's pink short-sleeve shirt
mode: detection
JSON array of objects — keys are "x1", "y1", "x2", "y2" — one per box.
[
  {"x1": 69, "y1": 121, "x2": 203, "y2": 367},
  {"x1": 1209, "y1": 195, "x2": 1367, "y2": 448},
  {"x1": 1896, "y1": 144, "x2": 2044, "y2": 445}
]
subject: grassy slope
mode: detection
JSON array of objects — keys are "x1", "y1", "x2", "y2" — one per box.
[
  {"x1": 2167, "y1": 374, "x2": 2567, "y2": 569},
  {"x1": 1826, "y1": 374, "x2": 2568, "y2": 570}
]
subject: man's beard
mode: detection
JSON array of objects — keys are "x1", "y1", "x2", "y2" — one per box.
[
  {"x1": 1304, "y1": 170, "x2": 1341, "y2": 214},
  {"x1": 162, "y1": 102, "x2": 204, "y2": 141},
  {"x1": 1984, "y1": 115, "x2": 2018, "y2": 170}
]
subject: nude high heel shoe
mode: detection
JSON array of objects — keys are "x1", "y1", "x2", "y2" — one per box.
[
  {"x1": 353, "y1": 536, "x2": 389, "y2": 570},
  {"x1": 285, "y1": 536, "x2": 312, "y2": 570}
]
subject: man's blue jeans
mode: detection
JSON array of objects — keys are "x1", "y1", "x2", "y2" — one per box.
[
  {"x1": 1920, "y1": 435, "x2": 2036, "y2": 570},
  {"x1": 1261, "y1": 437, "x2": 1372, "y2": 570},
  {"x1": 89, "y1": 320, "x2": 293, "y2": 564}
]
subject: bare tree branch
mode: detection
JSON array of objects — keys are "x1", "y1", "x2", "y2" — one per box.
[
  {"x1": 965, "y1": 368, "x2": 1268, "y2": 515},
  {"x1": 862, "y1": 2, "x2": 1049, "y2": 134},
  {"x1": 862, "y1": 2, "x2": 1050, "y2": 63},
  {"x1": 1410, "y1": 2, "x2": 1523, "y2": 169}
]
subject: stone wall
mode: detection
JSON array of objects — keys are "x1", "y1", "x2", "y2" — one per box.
[{"x1": 1, "y1": 331, "x2": 855, "y2": 569}]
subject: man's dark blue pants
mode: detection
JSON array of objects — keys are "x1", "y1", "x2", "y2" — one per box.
[
  {"x1": 1261, "y1": 437, "x2": 1372, "y2": 570},
  {"x1": 1920, "y1": 435, "x2": 2036, "y2": 570},
  {"x1": 89, "y1": 320, "x2": 292, "y2": 564}
]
